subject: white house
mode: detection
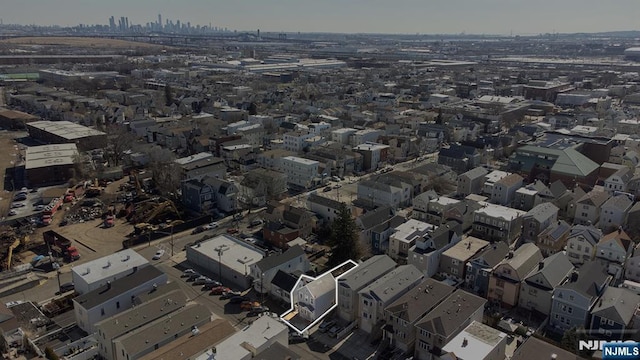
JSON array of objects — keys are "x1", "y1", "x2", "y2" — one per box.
[
  {"x1": 71, "y1": 249, "x2": 149, "y2": 295},
  {"x1": 603, "y1": 167, "x2": 632, "y2": 194},
  {"x1": 596, "y1": 229, "x2": 633, "y2": 264},
  {"x1": 280, "y1": 156, "x2": 320, "y2": 189},
  {"x1": 599, "y1": 195, "x2": 633, "y2": 231},
  {"x1": 573, "y1": 189, "x2": 610, "y2": 226},
  {"x1": 409, "y1": 221, "x2": 462, "y2": 278},
  {"x1": 249, "y1": 245, "x2": 309, "y2": 294},
  {"x1": 565, "y1": 224, "x2": 602, "y2": 265},
  {"x1": 294, "y1": 273, "x2": 336, "y2": 322},
  {"x1": 625, "y1": 243, "x2": 640, "y2": 283},
  {"x1": 491, "y1": 173, "x2": 524, "y2": 206},
  {"x1": 283, "y1": 130, "x2": 314, "y2": 152},
  {"x1": 388, "y1": 219, "x2": 434, "y2": 262},
  {"x1": 482, "y1": 170, "x2": 510, "y2": 196}
]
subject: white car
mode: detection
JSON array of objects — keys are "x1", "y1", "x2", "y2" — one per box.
[
  {"x1": 152, "y1": 249, "x2": 165, "y2": 260},
  {"x1": 205, "y1": 222, "x2": 219, "y2": 230}
]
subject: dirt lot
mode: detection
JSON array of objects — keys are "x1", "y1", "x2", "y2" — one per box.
[
  {"x1": 0, "y1": 131, "x2": 25, "y2": 218},
  {"x1": 0, "y1": 36, "x2": 165, "y2": 49}
]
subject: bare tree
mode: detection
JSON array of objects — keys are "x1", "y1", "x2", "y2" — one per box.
[
  {"x1": 105, "y1": 125, "x2": 138, "y2": 167},
  {"x1": 145, "y1": 146, "x2": 180, "y2": 196}
]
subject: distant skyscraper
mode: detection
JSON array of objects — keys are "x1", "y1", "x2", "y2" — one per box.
[{"x1": 158, "y1": 14, "x2": 162, "y2": 28}]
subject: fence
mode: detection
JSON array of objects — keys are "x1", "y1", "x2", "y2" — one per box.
[{"x1": 122, "y1": 215, "x2": 213, "y2": 248}]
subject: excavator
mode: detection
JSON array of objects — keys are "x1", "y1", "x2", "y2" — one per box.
[{"x1": 5, "y1": 235, "x2": 29, "y2": 271}]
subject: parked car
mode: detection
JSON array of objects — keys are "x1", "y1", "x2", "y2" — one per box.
[
  {"x1": 204, "y1": 222, "x2": 219, "y2": 230},
  {"x1": 13, "y1": 194, "x2": 27, "y2": 201},
  {"x1": 221, "y1": 290, "x2": 242, "y2": 299},
  {"x1": 181, "y1": 269, "x2": 197, "y2": 277},
  {"x1": 333, "y1": 184, "x2": 342, "y2": 189},
  {"x1": 323, "y1": 186, "x2": 332, "y2": 192},
  {"x1": 289, "y1": 332, "x2": 308, "y2": 344},
  {"x1": 152, "y1": 249, "x2": 165, "y2": 260},
  {"x1": 201, "y1": 280, "x2": 223, "y2": 290},
  {"x1": 328, "y1": 325, "x2": 342, "y2": 338},
  {"x1": 186, "y1": 273, "x2": 202, "y2": 282},
  {"x1": 34, "y1": 205, "x2": 45, "y2": 211},
  {"x1": 249, "y1": 219, "x2": 263, "y2": 227},
  {"x1": 318, "y1": 320, "x2": 336, "y2": 333},
  {"x1": 229, "y1": 295, "x2": 250, "y2": 304},
  {"x1": 11, "y1": 203, "x2": 25, "y2": 208},
  {"x1": 227, "y1": 228, "x2": 239, "y2": 234},
  {"x1": 191, "y1": 226, "x2": 205, "y2": 235},
  {"x1": 193, "y1": 276, "x2": 212, "y2": 285},
  {"x1": 7, "y1": 210, "x2": 17, "y2": 216},
  {"x1": 59, "y1": 282, "x2": 75, "y2": 293},
  {"x1": 247, "y1": 306, "x2": 270, "y2": 317},
  {"x1": 209, "y1": 286, "x2": 231, "y2": 295}
]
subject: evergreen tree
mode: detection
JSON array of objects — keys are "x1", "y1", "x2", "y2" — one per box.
[
  {"x1": 327, "y1": 203, "x2": 361, "y2": 266},
  {"x1": 164, "y1": 84, "x2": 174, "y2": 106}
]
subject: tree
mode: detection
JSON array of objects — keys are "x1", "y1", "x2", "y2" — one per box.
[
  {"x1": 146, "y1": 146, "x2": 180, "y2": 196},
  {"x1": 164, "y1": 84, "x2": 174, "y2": 106},
  {"x1": 105, "y1": 124, "x2": 137, "y2": 167},
  {"x1": 326, "y1": 203, "x2": 362, "y2": 267},
  {"x1": 561, "y1": 327, "x2": 589, "y2": 357}
]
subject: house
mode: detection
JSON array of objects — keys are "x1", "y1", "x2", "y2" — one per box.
[
  {"x1": 414, "y1": 290, "x2": 487, "y2": 359},
  {"x1": 439, "y1": 321, "x2": 507, "y2": 360},
  {"x1": 625, "y1": 243, "x2": 640, "y2": 283},
  {"x1": 573, "y1": 189, "x2": 610, "y2": 226},
  {"x1": 357, "y1": 178, "x2": 411, "y2": 209},
  {"x1": 73, "y1": 265, "x2": 168, "y2": 333},
  {"x1": 491, "y1": 173, "x2": 524, "y2": 206},
  {"x1": 438, "y1": 144, "x2": 481, "y2": 173},
  {"x1": 180, "y1": 178, "x2": 216, "y2": 213},
  {"x1": 354, "y1": 142, "x2": 390, "y2": 171},
  {"x1": 423, "y1": 196, "x2": 461, "y2": 226},
  {"x1": 389, "y1": 219, "x2": 435, "y2": 262},
  {"x1": 383, "y1": 279, "x2": 456, "y2": 354},
  {"x1": 443, "y1": 199, "x2": 483, "y2": 233},
  {"x1": 549, "y1": 261, "x2": 612, "y2": 333},
  {"x1": 604, "y1": 167, "x2": 632, "y2": 194},
  {"x1": 263, "y1": 204, "x2": 314, "y2": 249},
  {"x1": 249, "y1": 245, "x2": 309, "y2": 294},
  {"x1": 71, "y1": 249, "x2": 149, "y2": 295},
  {"x1": 553, "y1": 182, "x2": 586, "y2": 220},
  {"x1": 174, "y1": 152, "x2": 226, "y2": 181},
  {"x1": 482, "y1": 170, "x2": 510, "y2": 196},
  {"x1": 337, "y1": 255, "x2": 397, "y2": 323},
  {"x1": 511, "y1": 336, "x2": 585, "y2": 360},
  {"x1": 521, "y1": 203, "x2": 559, "y2": 244},
  {"x1": 280, "y1": 156, "x2": 320, "y2": 189},
  {"x1": 565, "y1": 224, "x2": 603, "y2": 265},
  {"x1": 596, "y1": 228, "x2": 633, "y2": 276},
  {"x1": 472, "y1": 202, "x2": 526, "y2": 244},
  {"x1": 355, "y1": 206, "x2": 397, "y2": 252},
  {"x1": 270, "y1": 270, "x2": 300, "y2": 304},
  {"x1": 536, "y1": 220, "x2": 572, "y2": 257},
  {"x1": 591, "y1": 287, "x2": 640, "y2": 340},
  {"x1": 238, "y1": 168, "x2": 287, "y2": 207},
  {"x1": 307, "y1": 193, "x2": 347, "y2": 224},
  {"x1": 408, "y1": 221, "x2": 462, "y2": 277},
  {"x1": 412, "y1": 190, "x2": 439, "y2": 223},
  {"x1": 513, "y1": 180, "x2": 556, "y2": 211},
  {"x1": 203, "y1": 176, "x2": 238, "y2": 213},
  {"x1": 518, "y1": 253, "x2": 575, "y2": 316},
  {"x1": 294, "y1": 273, "x2": 336, "y2": 322},
  {"x1": 626, "y1": 201, "x2": 640, "y2": 240},
  {"x1": 457, "y1": 167, "x2": 488, "y2": 196},
  {"x1": 358, "y1": 264, "x2": 423, "y2": 334},
  {"x1": 599, "y1": 195, "x2": 633, "y2": 231},
  {"x1": 465, "y1": 242, "x2": 510, "y2": 297},
  {"x1": 438, "y1": 236, "x2": 489, "y2": 282},
  {"x1": 487, "y1": 243, "x2": 543, "y2": 309}
]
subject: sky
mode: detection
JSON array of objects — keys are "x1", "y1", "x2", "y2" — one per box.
[{"x1": 2, "y1": 0, "x2": 639, "y2": 35}]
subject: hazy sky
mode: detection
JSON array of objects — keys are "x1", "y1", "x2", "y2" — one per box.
[{"x1": 2, "y1": 0, "x2": 639, "y2": 35}]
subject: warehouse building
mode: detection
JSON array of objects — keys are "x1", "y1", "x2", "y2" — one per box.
[
  {"x1": 26, "y1": 120, "x2": 106, "y2": 150},
  {"x1": 25, "y1": 144, "x2": 80, "y2": 186},
  {"x1": 0, "y1": 108, "x2": 38, "y2": 129}
]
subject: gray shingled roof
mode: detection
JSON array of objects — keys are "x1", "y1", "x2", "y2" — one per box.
[
  {"x1": 524, "y1": 203, "x2": 559, "y2": 223},
  {"x1": 523, "y1": 252, "x2": 574, "y2": 290},
  {"x1": 415, "y1": 289, "x2": 487, "y2": 337},
  {"x1": 591, "y1": 287, "x2": 640, "y2": 326},
  {"x1": 358, "y1": 206, "x2": 395, "y2": 230},
  {"x1": 558, "y1": 261, "x2": 610, "y2": 300},
  {"x1": 568, "y1": 225, "x2": 602, "y2": 246},
  {"x1": 254, "y1": 245, "x2": 305, "y2": 272},
  {"x1": 385, "y1": 278, "x2": 455, "y2": 323},
  {"x1": 338, "y1": 255, "x2": 397, "y2": 291},
  {"x1": 472, "y1": 242, "x2": 510, "y2": 268},
  {"x1": 460, "y1": 167, "x2": 488, "y2": 180},
  {"x1": 499, "y1": 243, "x2": 543, "y2": 280},
  {"x1": 359, "y1": 264, "x2": 423, "y2": 304}
]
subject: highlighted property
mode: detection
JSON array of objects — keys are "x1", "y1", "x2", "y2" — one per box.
[{"x1": 280, "y1": 260, "x2": 359, "y2": 334}]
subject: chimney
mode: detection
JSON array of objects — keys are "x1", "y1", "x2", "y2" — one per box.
[
  {"x1": 107, "y1": 281, "x2": 112, "y2": 290},
  {"x1": 538, "y1": 261, "x2": 544, "y2": 270},
  {"x1": 551, "y1": 354, "x2": 558, "y2": 360},
  {"x1": 462, "y1": 337, "x2": 468, "y2": 347},
  {"x1": 570, "y1": 272, "x2": 579, "y2": 282},
  {"x1": 507, "y1": 251, "x2": 514, "y2": 259}
]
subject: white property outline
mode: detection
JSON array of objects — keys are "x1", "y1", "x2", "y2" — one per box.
[{"x1": 280, "y1": 259, "x2": 359, "y2": 334}]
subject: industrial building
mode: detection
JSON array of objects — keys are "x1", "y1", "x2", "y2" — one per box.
[
  {"x1": 26, "y1": 120, "x2": 107, "y2": 150},
  {"x1": 25, "y1": 144, "x2": 80, "y2": 186},
  {"x1": 0, "y1": 108, "x2": 38, "y2": 129},
  {"x1": 71, "y1": 249, "x2": 150, "y2": 295}
]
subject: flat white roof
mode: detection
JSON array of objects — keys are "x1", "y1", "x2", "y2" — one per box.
[
  {"x1": 484, "y1": 170, "x2": 510, "y2": 184},
  {"x1": 430, "y1": 196, "x2": 460, "y2": 206},
  {"x1": 71, "y1": 249, "x2": 149, "y2": 285},
  {"x1": 476, "y1": 202, "x2": 526, "y2": 220},
  {"x1": 353, "y1": 143, "x2": 389, "y2": 151},
  {"x1": 197, "y1": 316, "x2": 287, "y2": 360},
  {"x1": 27, "y1": 120, "x2": 105, "y2": 140},
  {"x1": 332, "y1": 127, "x2": 357, "y2": 134},
  {"x1": 25, "y1": 143, "x2": 79, "y2": 170},
  {"x1": 189, "y1": 234, "x2": 264, "y2": 275},
  {"x1": 393, "y1": 219, "x2": 434, "y2": 242},
  {"x1": 282, "y1": 156, "x2": 319, "y2": 165},
  {"x1": 174, "y1": 152, "x2": 215, "y2": 165},
  {"x1": 442, "y1": 321, "x2": 506, "y2": 359}
]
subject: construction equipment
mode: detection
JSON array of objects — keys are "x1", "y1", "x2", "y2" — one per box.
[
  {"x1": 128, "y1": 199, "x2": 181, "y2": 225},
  {"x1": 43, "y1": 230, "x2": 80, "y2": 262},
  {"x1": 5, "y1": 235, "x2": 29, "y2": 271}
]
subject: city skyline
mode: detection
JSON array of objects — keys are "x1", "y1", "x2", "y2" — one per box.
[{"x1": 2, "y1": 0, "x2": 640, "y2": 35}]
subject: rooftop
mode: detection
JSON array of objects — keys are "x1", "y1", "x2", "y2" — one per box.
[
  {"x1": 511, "y1": 336, "x2": 585, "y2": 360},
  {"x1": 442, "y1": 321, "x2": 507, "y2": 360},
  {"x1": 385, "y1": 278, "x2": 455, "y2": 323},
  {"x1": 72, "y1": 249, "x2": 149, "y2": 287},
  {"x1": 442, "y1": 236, "x2": 489, "y2": 262},
  {"x1": 415, "y1": 289, "x2": 487, "y2": 337},
  {"x1": 282, "y1": 156, "x2": 320, "y2": 165},
  {"x1": 338, "y1": 255, "x2": 397, "y2": 291},
  {"x1": 187, "y1": 234, "x2": 264, "y2": 275},
  {"x1": 475, "y1": 202, "x2": 526, "y2": 220},
  {"x1": 27, "y1": 120, "x2": 105, "y2": 140},
  {"x1": 359, "y1": 264, "x2": 423, "y2": 304},
  {"x1": 25, "y1": 143, "x2": 79, "y2": 170}
]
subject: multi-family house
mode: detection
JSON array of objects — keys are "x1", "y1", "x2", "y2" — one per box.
[
  {"x1": 491, "y1": 173, "x2": 524, "y2": 206},
  {"x1": 625, "y1": 243, "x2": 640, "y2": 283},
  {"x1": 518, "y1": 253, "x2": 574, "y2": 316},
  {"x1": 203, "y1": 177, "x2": 238, "y2": 213},
  {"x1": 589, "y1": 287, "x2": 640, "y2": 339},
  {"x1": 294, "y1": 273, "x2": 336, "y2": 322},
  {"x1": 565, "y1": 224, "x2": 603, "y2": 265},
  {"x1": 249, "y1": 245, "x2": 309, "y2": 294},
  {"x1": 487, "y1": 243, "x2": 543, "y2": 309},
  {"x1": 280, "y1": 156, "x2": 320, "y2": 189},
  {"x1": 408, "y1": 221, "x2": 462, "y2": 278},
  {"x1": 337, "y1": 255, "x2": 397, "y2": 324},
  {"x1": 383, "y1": 279, "x2": 456, "y2": 354},
  {"x1": 358, "y1": 264, "x2": 423, "y2": 334},
  {"x1": 283, "y1": 130, "x2": 314, "y2": 152},
  {"x1": 599, "y1": 195, "x2": 633, "y2": 231},
  {"x1": 553, "y1": 183, "x2": 586, "y2": 220},
  {"x1": 389, "y1": 219, "x2": 435, "y2": 263},
  {"x1": 438, "y1": 236, "x2": 489, "y2": 282},
  {"x1": 263, "y1": 204, "x2": 314, "y2": 249},
  {"x1": 536, "y1": 220, "x2": 572, "y2": 257},
  {"x1": 357, "y1": 178, "x2": 412, "y2": 209},
  {"x1": 270, "y1": 270, "x2": 300, "y2": 304},
  {"x1": 573, "y1": 189, "x2": 611, "y2": 226},
  {"x1": 511, "y1": 337, "x2": 585, "y2": 360},
  {"x1": 307, "y1": 193, "x2": 347, "y2": 224},
  {"x1": 411, "y1": 190, "x2": 439, "y2": 223},
  {"x1": 513, "y1": 180, "x2": 555, "y2": 211},
  {"x1": 355, "y1": 206, "x2": 400, "y2": 253},
  {"x1": 596, "y1": 229, "x2": 633, "y2": 280},
  {"x1": 437, "y1": 144, "x2": 481, "y2": 173},
  {"x1": 457, "y1": 167, "x2": 488, "y2": 197},
  {"x1": 472, "y1": 202, "x2": 526, "y2": 244},
  {"x1": 465, "y1": 242, "x2": 510, "y2": 297},
  {"x1": 482, "y1": 170, "x2": 510, "y2": 196},
  {"x1": 604, "y1": 167, "x2": 632, "y2": 194},
  {"x1": 521, "y1": 203, "x2": 559, "y2": 243},
  {"x1": 238, "y1": 168, "x2": 287, "y2": 207},
  {"x1": 440, "y1": 321, "x2": 508, "y2": 360},
  {"x1": 443, "y1": 199, "x2": 483, "y2": 232},
  {"x1": 174, "y1": 152, "x2": 226, "y2": 181},
  {"x1": 549, "y1": 261, "x2": 612, "y2": 333},
  {"x1": 423, "y1": 196, "x2": 461, "y2": 226},
  {"x1": 414, "y1": 290, "x2": 487, "y2": 359}
]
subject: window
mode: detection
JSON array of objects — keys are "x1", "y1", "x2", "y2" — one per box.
[
  {"x1": 101, "y1": 308, "x2": 105, "y2": 316},
  {"x1": 608, "y1": 319, "x2": 615, "y2": 326},
  {"x1": 116, "y1": 301, "x2": 120, "y2": 309},
  {"x1": 496, "y1": 279, "x2": 505, "y2": 288},
  {"x1": 419, "y1": 340, "x2": 429, "y2": 350}
]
